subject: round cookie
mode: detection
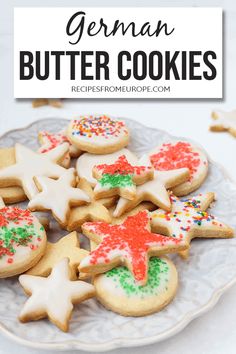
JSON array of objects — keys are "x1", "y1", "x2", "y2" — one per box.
[
  {"x1": 76, "y1": 148, "x2": 138, "y2": 186},
  {"x1": 0, "y1": 207, "x2": 47, "y2": 278},
  {"x1": 67, "y1": 115, "x2": 130, "y2": 154},
  {"x1": 94, "y1": 256, "x2": 178, "y2": 316},
  {"x1": 148, "y1": 141, "x2": 208, "y2": 196}
]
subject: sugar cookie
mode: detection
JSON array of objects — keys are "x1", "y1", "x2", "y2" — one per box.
[
  {"x1": 19, "y1": 258, "x2": 95, "y2": 332},
  {"x1": 93, "y1": 155, "x2": 154, "y2": 200},
  {"x1": 113, "y1": 167, "x2": 189, "y2": 217},
  {"x1": 0, "y1": 206, "x2": 47, "y2": 278},
  {"x1": 94, "y1": 256, "x2": 178, "y2": 316},
  {"x1": 38, "y1": 129, "x2": 81, "y2": 157},
  {"x1": 76, "y1": 148, "x2": 138, "y2": 186},
  {"x1": 26, "y1": 232, "x2": 89, "y2": 280},
  {"x1": 67, "y1": 178, "x2": 116, "y2": 232},
  {"x1": 110, "y1": 202, "x2": 157, "y2": 225},
  {"x1": 0, "y1": 147, "x2": 26, "y2": 203},
  {"x1": 210, "y1": 109, "x2": 236, "y2": 137},
  {"x1": 79, "y1": 210, "x2": 187, "y2": 285},
  {"x1": 0, "y1": 143, "x2": 69, "y2": 199},
  {"x1": 28, "y1": 168, "x2": 90, "y2": 227},
  {"x1": 151, "y1": 193, "x2": 234, "y2": 259},
  {"x1": 67, "y1": 115, "x2": 129, "y2": 154},
  {"x1": 149, "y1": 141, "x2": 208, "y2": 196}
]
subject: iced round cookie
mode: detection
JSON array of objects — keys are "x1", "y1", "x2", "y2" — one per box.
[
  {"x1": 76, "y1": 148, "x2": 138, "y2": 186},
  {"x1": 0, "y1": 207, "x2": 47, "y2": 278},
  {"x1": 94, "y1": 256, "x2": 178, "y2": 316},
  {"x1": 148, "y1": 141, "x2": 208, "y2": 196},
  {"x1": 67, "y1": 115, "x2": 130, "y2": 154}
]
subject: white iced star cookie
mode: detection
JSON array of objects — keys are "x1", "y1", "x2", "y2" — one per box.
[
  {"x1": 151, "y1": 192, "x2": 234, "y2": 259},
  {"x1": 19, "y1": 258, "x2": 95, "y2": 332},
  {"x1": 28, "y1": 168, "x2": 90, "y2": 227},
  {"x1": 67, "y1": 115, "x2": 130, "y2": 154},
  {"x1": 76, "y1": 148, "x2": 138, "y2": 186},
  {"x1": 148, "y1": 141, "x2": 208, "y2": 196},
  {"x1": 210, "y1": 109, "x2": 236, "y2": 137},
  {"x1": 113, "y1": 156, "x2": 189, "y2": 217},
  {"x1": 0, "y1": 143, "x2": 69, "y2": 199},
  {"x1": 0, "y1": 196, "x2": 5, "y2": 208}
]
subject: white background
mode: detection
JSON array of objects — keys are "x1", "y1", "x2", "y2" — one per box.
[
  {"x1": 14, "y1": 7, "x2": 222, "y2": 98},
  {"x1": 1, "y1": 0, "x2": 236, "y2": 353}
]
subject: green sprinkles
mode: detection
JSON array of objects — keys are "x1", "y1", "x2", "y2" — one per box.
[
  {"x1": 106, "y1": 258, "x2": 170, "y2": 297},
  {"x1": 99, "y1": 173, "x2": 134, "y2": 189}
]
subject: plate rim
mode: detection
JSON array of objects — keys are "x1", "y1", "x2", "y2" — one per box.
[{"x1": 0, "y1": 116, "x2": 235, "y2": 352}]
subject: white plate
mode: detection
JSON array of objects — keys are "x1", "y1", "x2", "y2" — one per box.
[{"x1": 0, "y1": 117, "x2": 236, "y2": 352}]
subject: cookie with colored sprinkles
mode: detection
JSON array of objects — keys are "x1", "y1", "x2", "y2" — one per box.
[
  {"x1": 94, "y1": 256, "x2": 178, "y2": 316},
  {"x1": 93, "y1": 155, "x2": 154, "y2": 200},
  {"x1": 79, "y1": 210, "x2": 187, "y2": 285},
  {"x1": 67, "y1": 115, "x2": 130, "y2": 154},
  {"x1": 150, "y1": 192, "x2": 234, "y2": 259},
  {"x1": 148, "y1": 141, "x2": 208, "y2": 196},
  {"x1": 0, "y1": 206, "x2": 47, "y2": 278}
]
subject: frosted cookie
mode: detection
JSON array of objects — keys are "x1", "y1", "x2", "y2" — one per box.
[
  {"x1": 19, "y1": 258, "x2": 95, "y2": 332},
  {"x1": 151, "y1": 193, "x2": 234, "y2": 259},
  {"x1": 94, "y1": 256, "x2": 178, "y2": 316},
  {"x1": 210, "y1": 109, "x2": 236, "y2": 137},
  {"x1": 79, "y1": 210, "x2": 187, "y2": 285},
  {"x1": 28, "y1": 168, "x2": 90, "y2": 227},
  {"x1": 93, "y1": 155, "x2": 154, "y2": 200},
  {"x1": 0, "y1": 147, "x2": 26, "y2": 203},
  {"x1": 67, "y1": 115, "x2": 130, "y2": 154},
  {"x1": 38, "y1": 129, "x2": 81, "y2": 157},
  {"x1": 26, "y1": 232, "x2": 89, "y2": 280},
  {"x1": 67, "y1": 178, "x2": 116, "y2": 232},
  {"x1": 0, "y1": 206, "x2": 47, "y2": 278},
  {"x1": 113, "y1": 167, "x2": 189, "y2": 217},
  {"x1": 149, "y1": 141, "x2": 208, "y2": 196},
  {"x1": 76, "y1": 148, "x2": 137, "y2": 186},
  {"x1": 110, "y1": 202, "x2": 157, "y2": 225},
  {"x1": 0, "y1": 143, "x2": 69, "y2": 199}
]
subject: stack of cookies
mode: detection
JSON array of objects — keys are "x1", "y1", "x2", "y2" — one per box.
[{"x1": 0, "y1": 115, "x2": 233, "y2": 332}]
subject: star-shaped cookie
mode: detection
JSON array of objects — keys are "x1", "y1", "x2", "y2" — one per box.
[
  {"x1": 93, "y1": 155, "x2": 154, "y2": 200},
  {"x1": 79, "y1": 210, "x2": 187, "y2": 285},
  {"x1": 210, "y1": 110, "x2": 236, "y2": 137},
  {"x1": 38, "y1": 129, "x2": 81, "y2": 157},
  {"x1": 0, "y1": 143, "x2": 69, "y2": 199},
  {"x1": 28, "y1": 168, "x2": 90, "y2": 227},
  {"x1": 151, "y1": 192, "x2": 234, "y2": 259},
  {"x1": 113, "y1": 167, "x2": 189, "y2": 217},
  {"x1": 0, "y1": 196, "x2": 5, "y2": 208},
  {"x1": 26, "y1": 232, "x2": 89, "y2": 279},
  {"x1": 19, "y1": 258, "x2": 95, "y2": 332},
  {"x1": 67, "y1": 178, "x2": 116, "y2": 232}
]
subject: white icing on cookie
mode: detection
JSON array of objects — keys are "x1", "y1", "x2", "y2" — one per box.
[
  {"x1": 76, "y1": 148, "x2": 138, "y2": 185},
  {"x1": 0, "y1": 143, "x2": 69, "y2": 199},
  {"x1": 28, "y1": 168, "x2": 90, "y2": 226},
  {"x1": 68, "y1": 115, "x2": 129, "y2": 146},
  {"x1": 148, "y1": 141, "x2": 208, "y2": 194},
  {"x1": 151, "y1": 193, "x2": 232, "y2": 243},
  {"x1": 113, "y1": 167, "x2": 189, "y2": 217},
  {"x1": 0, "y1": 207, "x2": 46, "y2": 269},
  {"x1": 19, "y1": 258, "x2": 95, "y2": 331},
  {"x1": 38, "y1": 129, "x2": 80, "y2": 156},
  {"x1": 211, "y1": 110, "x2": 236, "y2": 130}
]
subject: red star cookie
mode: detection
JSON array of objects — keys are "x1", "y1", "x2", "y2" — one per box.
[
  {"x1": 79, "y1": 211, "x2": 187, "y2": 285},
  {"x1": 93, "y1": 155, "x2": 154, "y2": 200}
]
